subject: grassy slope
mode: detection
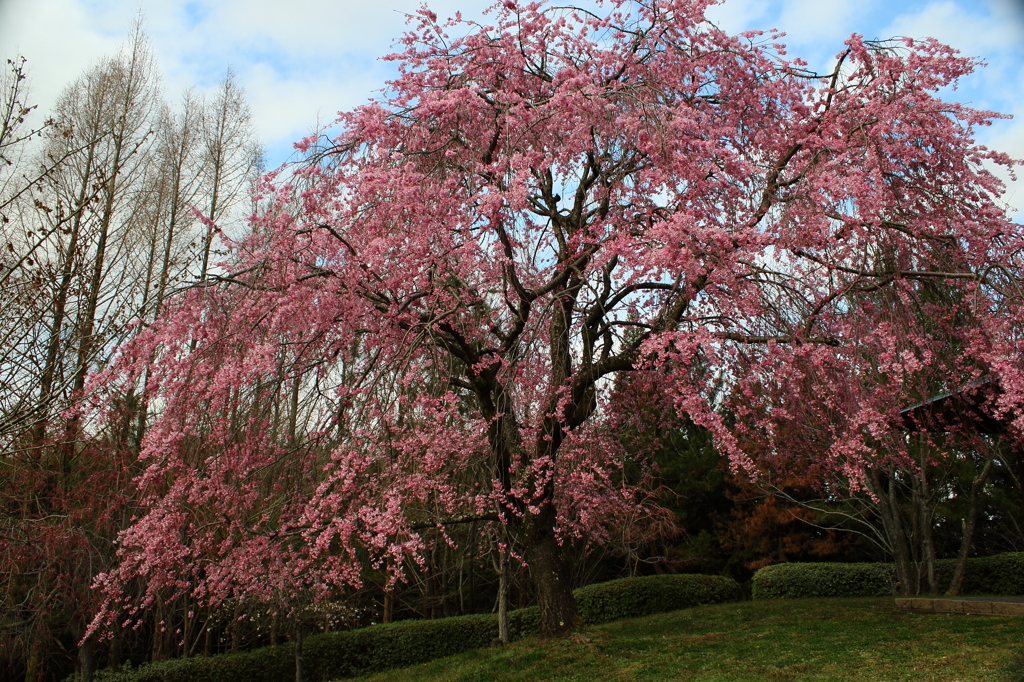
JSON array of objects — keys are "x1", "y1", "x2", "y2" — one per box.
[{"x1": 351, "y1": 597, "x2": 1022, "y2": 681}]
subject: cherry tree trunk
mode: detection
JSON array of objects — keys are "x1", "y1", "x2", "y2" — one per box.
[
  {"x1": 524, "y1": 504, "x2": 577, "y2": 639},
  {"x1": 496, "y1": 553, "x2": 509, "y2": 644},
  {"x1": 77, "y1": 636, "x2": 94, "y2": 682},
  {"x1": 867, "y1": 467, "x2": 916, "y2": 595},
  {"x1": 293, "y1": 620, "x2": 304, "y2": 682},
  {"x1": 947, "y1": 453, "x2": 997, "y2": 596}
]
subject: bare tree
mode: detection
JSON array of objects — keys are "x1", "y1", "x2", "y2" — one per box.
[
  {"x1": 1, "y1": 22, "x2": 266, "y2": 679},
  {"x1": 146, "y1": 90, "x2": 205, "y2": 318},
  {"x1": 198, "y1": 69, "x2": 262, "y2": 282},
  {"x1": 0, "y1": 57, "x2": 86, "y2": 447}
]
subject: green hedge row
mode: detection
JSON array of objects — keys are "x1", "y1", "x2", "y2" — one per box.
[
  {"x1": 751, "y1": 552, "x2": 1024, "y2": 600},
  {"x1": 751, "y1": 561, "x2": 895, "y2": 599},
  {"x1": 95, "y1": 573, "x2": 739, "y2": 682},
  {"x1": 93, "y1": 610, "x2": 540, "y2": 682},
  {"x1": 948, "y1": 552, "x2": 1024, "y2": 595},
  {"x1": 575, "y1": 574, "x2": 743, "y2": 624}
]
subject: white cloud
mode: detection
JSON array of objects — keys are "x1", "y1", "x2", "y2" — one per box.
[
  {"x1": 705, "y1": 0, "x2": 772, "y2": 34},
  {"x1": 1, "y1": 0, "x2": 1021, "y2": 192},
  {"x1": 241, "y1": 61, "x2": 389, "y2": 165},
  {"x1": 883, "y1": 0, "x2": 1022, "y2": 56},
  {"x1": 0, "y1": 0, "x2": 121, "y2": 121},
  {"x1": 708, "y1": 0, "x2": 884, "y2": 73},
  {"x1": 775, "y1": 0, "x2": 866, "y2": 43},
  {"x1": 0, "y1": 0, "x2": 497, "y2": 166},
  {"x1": 878, "y1": 0, "x2": 1024, "y2": 217},
  {"x1": 984, "y1": 112, "x2": 1024, "y2": 221}
]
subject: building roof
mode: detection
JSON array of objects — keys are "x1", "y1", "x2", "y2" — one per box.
[{"x1": 899, "y1": 377, "x2": 1005, "y2": 434}]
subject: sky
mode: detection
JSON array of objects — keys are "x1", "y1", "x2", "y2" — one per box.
[{"x1": 1, "y1": 0, "x2": 1022, "y2": 216}]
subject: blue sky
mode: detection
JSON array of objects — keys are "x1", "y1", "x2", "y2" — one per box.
[{"x1": 1, "y1": 0, "x2": 1022, "y2": 215}]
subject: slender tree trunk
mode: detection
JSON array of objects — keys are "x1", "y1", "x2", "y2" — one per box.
[
  {"x1": 198, "y1": 98, "x2": 224, "y2": 283},
  {"x1": 917, "y1": 437, "x2": 939, "y2": 593},
  {"x1": 867, "y1": 467, "x2": 914, "y2": 595},
  {"x1": 78, "y1": 635, "x2": 94, "y2": 682},
  {"x1": 34, "y1": 138, "x2": 96, "y2": 442},
  {"x1": 293, "y1": 619, "x2": 304, "y2": 682},
  {"x1": 25, "y1": 635, "x2": 43, "y2": 682},
  {"x1": 892, "y1": 477, "x2": 918, "y2": 595},
  {"x1": 423, "y1": 546, "x2": 437, "y2": 619},
  {"x1": 187, "y1": 609, "x2": 209, "y2": 657},
  {"x1": 947, "y1": 453, "x2": 997, "y2": 596},
  {"x1": 1017, "y1": 446, "x2": 1024, "y2": 520},
  {"x1": 182, "y1": 596, "x2": 192, "y2": 658},
  {"x1": 497, "y1": 549, "x2": 509, "y2": 644},
  {"x1": 458, "y1": 552, "x2": 466, "y2": 616},
  {"x1": 151, "y1": 597, "x2": 164, "y2": 662},
  {"x1": 73, "y1": 144, "x2": 119, "y2": 397},
  {"x1": 913, "y1": 470, "x2": 937, "y2": 593},
  {"x1": 109, "y1": 628, "x2": 121, "y2": 669},
  {"x1": 230, "y1": 604, "x2": 240, "y2": 654},
  {"x1": 467, "y1": 524, "x2": 476, "y2": 615}
]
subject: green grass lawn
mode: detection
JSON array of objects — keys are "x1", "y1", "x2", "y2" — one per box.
[{"x1": 350, "y1": 597, "x2": 1022, "y2": 681}]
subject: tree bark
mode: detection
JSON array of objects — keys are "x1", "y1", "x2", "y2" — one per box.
[
  {"x1": 78, "y1": 635, "x2": 94, "y2": 682},
  {"x1": 34, "y1": 136, "x2": 97, "y2": 443},
  {"x1": 866, "y1": 467, "x2": 915, "y2": 595},
  {"x1": 497, "y1": 549, "x2": 509, "y2": 644},
  {"x1": 946, "y1": 452, "x2": 996, "y2": 596},
  {"x1": 230, "y1": 604, "x2": 240, "y2": 654},
  {"x1": 293, "y1": 619, "x2": 304, "y2": 682},
  {"x1": 425, "y1": 550, "x2": 438, "y2": 620},
  {"x1": 109, "y1": 628, "x2": 122, "y2": 669},
  {"x1": 25, "y1": 636, "x2": 43, "y2": 682},
  {"x1": 525, "y1": 503, "x2": 577, "y2": 639},
  {"x1": 467, "y1": 525, "x2": 476, "y2": 615},
  {"x1": 912, "y1": 461, "x2": 938, "y2": 593},
  {"x1": 181, "y1": 597, "x2": 192, "y2": 658}
]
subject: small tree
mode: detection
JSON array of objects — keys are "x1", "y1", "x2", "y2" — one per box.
[{"x1": 93, "y1": 0, "x2": 1021, "y2": 641}]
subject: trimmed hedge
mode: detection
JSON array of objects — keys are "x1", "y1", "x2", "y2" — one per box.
[
  {"x1": 97, "y1": 647, "x2": 294, "y2": 682},
  {"x1": 575, "y1": 574, "x2": 743, "y2": 624},
  {"x1": 95, "y1": 611, "x2": 540, "y2": 682},
  {"x1": 98, "y1": 574, "x2": 739, "y2": 682},
  {"x1": 751, "y1": 552, "x2": 1024, "y2": 600},
  {"x1": 940, "y1": 553, "x2": 1024, "y2": 595},
  {"x1": 751, "y1": 562, "x2": 896, "y2": 599},
  {"x1": 302, "y1": 608, "x2": 541, "y2": 681}
]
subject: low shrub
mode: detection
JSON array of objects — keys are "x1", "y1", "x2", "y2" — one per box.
[
  {"x1": 99, "y1": 573, "x2": 740, "y2": 681},
  {"x1": 304, "y1": 612, "x2": 499, "y2": 680},
  {"x1": 752, "y1": 552, "x2": 1024, "y2": 599},
  {"x1": 90, "y1": 643, "x2": 296, "y2": 682},
  {"x1": 575, "y1": 574, "x2": 743, "y2": 624},
  {"x1": 935, "y1": 553, "x2": 1024, "y2": 595},
  {"x1": 99, "y1": 615, "x2": 501, "y2": 682},
  {"x1": 304, "y1": 607, "x2": 537, "y2": 679},
  {"x1": 751, "y1": 562, "x2": 895, "y2": 600},
  {"x1": 113, "y1": 646, "x2": 294, "y2": 682}
]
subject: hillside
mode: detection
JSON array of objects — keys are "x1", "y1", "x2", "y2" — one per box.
[{"x1": 352, "y1": 597, "x2": 1020, "y2": 682}]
